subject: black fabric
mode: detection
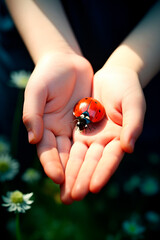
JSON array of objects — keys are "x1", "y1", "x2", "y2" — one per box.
[{"x1": 61, "y1": 0, "x2": 156, "y2": 71}]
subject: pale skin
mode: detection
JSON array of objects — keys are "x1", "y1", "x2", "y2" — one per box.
[{"x1": 6, "y1": 0, "x2": 160, "y2": 204}]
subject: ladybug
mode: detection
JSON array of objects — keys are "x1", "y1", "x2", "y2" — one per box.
[{"x1": 73, "y1": 97, "x2": 105, "y2": 131}]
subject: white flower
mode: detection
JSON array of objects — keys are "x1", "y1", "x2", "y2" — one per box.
[
  {"x1": 124, "y1": 175, "x2": 141, "y2": 193},
  {"x1": 122, "y1": 220, "x2": 145, "y2": 236},
  {"x1": 145, "y1": 211, "x2": 160, "y2": 224},
  {"x1": 10, "y1": 70, "x2": 31, "y2": 89},
  {"x1": 2, "y1": 190, "x2": 34, "y2": 213},
  {"x1": 140, "y1": 177, "x2": 159, "y2": 196},
  {"x1": 0, "y1": 136, "x2": 10, "y2": 154},
  {"x1": 22, "y1": 168, "x2": 41, "y2": 184},
  {"x1": 0, "y1": 154, "x2": 19, "y2": 182}
]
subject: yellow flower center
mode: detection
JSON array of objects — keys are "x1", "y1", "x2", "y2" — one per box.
[
  {"x1": 11, "y1": 191, "x2": 23, "y2": 203},
  {"x1": 0, "y1": 161, "x2": 9, "y2": 172}
]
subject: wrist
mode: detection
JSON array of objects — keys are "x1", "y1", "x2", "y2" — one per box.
[
  {"x1": 103, "y1": 45, "x2": 149, "y2": 88},
  {"x1": 6, "y1": 0, "x2": 82, "y2": 64},
  {"x1": 104, "y1": 45, "x2": 143, "y2": 74},
  {"x1": 33, "y1": 43, "x2": 81, "y2": 65},
  {"x1": 98, "y1": 62, "x2": 144, "y2": 96}
]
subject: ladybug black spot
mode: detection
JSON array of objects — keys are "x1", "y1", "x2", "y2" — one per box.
[
  {"x1": 95, "y1": 101, "x2": 98, "y2": 104},
  {"x1": 99, "y1": 110, "x2": 101, "y2": 112},
  {"x1": 85, "y1": 97, "x2": 88, "y2": 100}
]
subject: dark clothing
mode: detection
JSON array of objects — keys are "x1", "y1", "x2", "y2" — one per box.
[{"x1": 62, "y1": 0, "x2": 156, "y2": 71}]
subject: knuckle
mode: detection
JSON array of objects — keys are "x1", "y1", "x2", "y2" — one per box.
[{"x1": 22, "y1": 113, "x2": 31, "y2": 127}]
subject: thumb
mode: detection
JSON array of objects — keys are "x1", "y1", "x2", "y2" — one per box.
[
  {"x1": 120, "y1": 91, "x2": 146, "y2": 153},
  {"x1": 23, "y1": 81, "x2": 47, "y2": 144},
  {"x1": 23, "y1": 113, "x2": 43, "y2": 144}
]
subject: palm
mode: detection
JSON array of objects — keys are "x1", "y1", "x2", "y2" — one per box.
[
  {"x1": 60, "y1": 103, "x2": 124, "y2": 204},
  {"x1": 60, "y1": 66, "x2": 145, "y2": 204},
  {"x1": 23, "y1": 53, "x2": 93, "y2": 183}
]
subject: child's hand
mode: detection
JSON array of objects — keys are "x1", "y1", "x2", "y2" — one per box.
[
  {"x1": 23, "y1": 52, "x2": 93, "y2": 184},
  {"x1": 60, "y1": 66, "x2": 146, "y2": 204}
]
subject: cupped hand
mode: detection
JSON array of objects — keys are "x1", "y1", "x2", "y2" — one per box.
[
  {"x1": 23, "y1": 52, "x2": 93, "y2": 184},
  {"x1": 60, "y1": 66, "x2": 146, "y2": 204}
]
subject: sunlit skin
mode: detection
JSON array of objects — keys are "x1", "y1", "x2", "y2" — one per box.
[
  {"x1": 60, "y1": 66, "x2": 145, "y2": 204},
  {"x1": 23, "y1": 53, "x2": 93, "y2": 183},
  {"x1": 6, "y1": 0, "x2": 160, "y2": 205},
  {"x1": 23, "y1": 54, "x2": 145, "y2": 205}
]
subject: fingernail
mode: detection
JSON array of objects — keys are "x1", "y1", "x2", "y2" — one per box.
[{"x1": 28, "y1": 131, "x2": 34, "y2": 143}]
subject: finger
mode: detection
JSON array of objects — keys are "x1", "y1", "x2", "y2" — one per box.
[
  {"x1": 56, "y1": 135, "x2": 71, "y2": 169},
  {"x1": 71, "y1": 143, "x2": 104, "y2": 201},
  {"x1": 90, "y1": 139, "x2": 124, "y2": 193},
  {"x1": 37, "y1": 129, "x2": 64, "y2": 184},
  {"x1": 121, "y1": 91, "x2": 146, "y2": 153},
  {"x1": 23, "y1": 76, "x2": 47, "y2": 144},
  {"x1": 60, "y1": 142, "x2": 88, "y2": 204}
]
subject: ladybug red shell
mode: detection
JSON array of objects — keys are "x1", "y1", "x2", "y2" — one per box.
[{"x1": 73, "y1": 97, "x2": 105, "y2": 131}]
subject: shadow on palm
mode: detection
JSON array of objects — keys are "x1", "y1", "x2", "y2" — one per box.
[{"x1": 73, "y1": 114, "x2": 122, "y2": 147}]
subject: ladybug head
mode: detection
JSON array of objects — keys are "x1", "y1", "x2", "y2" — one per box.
[
  {"x1": 76, "y1": 113, "x2": 90, "y2": 131},
  {"x1": 76, "y1": 118, "x2": 88, "y2": 131}
]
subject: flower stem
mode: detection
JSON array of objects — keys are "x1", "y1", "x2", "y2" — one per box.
[{"x1": 16, "y1": 213, "x2": 21, "y2": 240}]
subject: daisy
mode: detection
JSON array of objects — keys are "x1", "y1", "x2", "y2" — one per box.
[
  {"x1": 0, "y1": 154, "x2": 19, "y2": 182},
  {"x1": 0, "y1": 136, "x2": 10, "y2": 153},
  {"x1": 2, "y1": 190, "x2": 34, "y2": 213},
  {"x1": 140, "y1": 177, "x2": 159, "y2": 196},
  {"x1": 10, "y1": 70, "x2": 31, "y2": 89},
  {"x1": 122, "y1": 219, "x2": 145, "y2": 236},
  {"x1": 22, "y1": 168, "x2": 41, "y2": 184},
  {"x1": 145, "y1": 211, "x2": 160, "y2": 224}
]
